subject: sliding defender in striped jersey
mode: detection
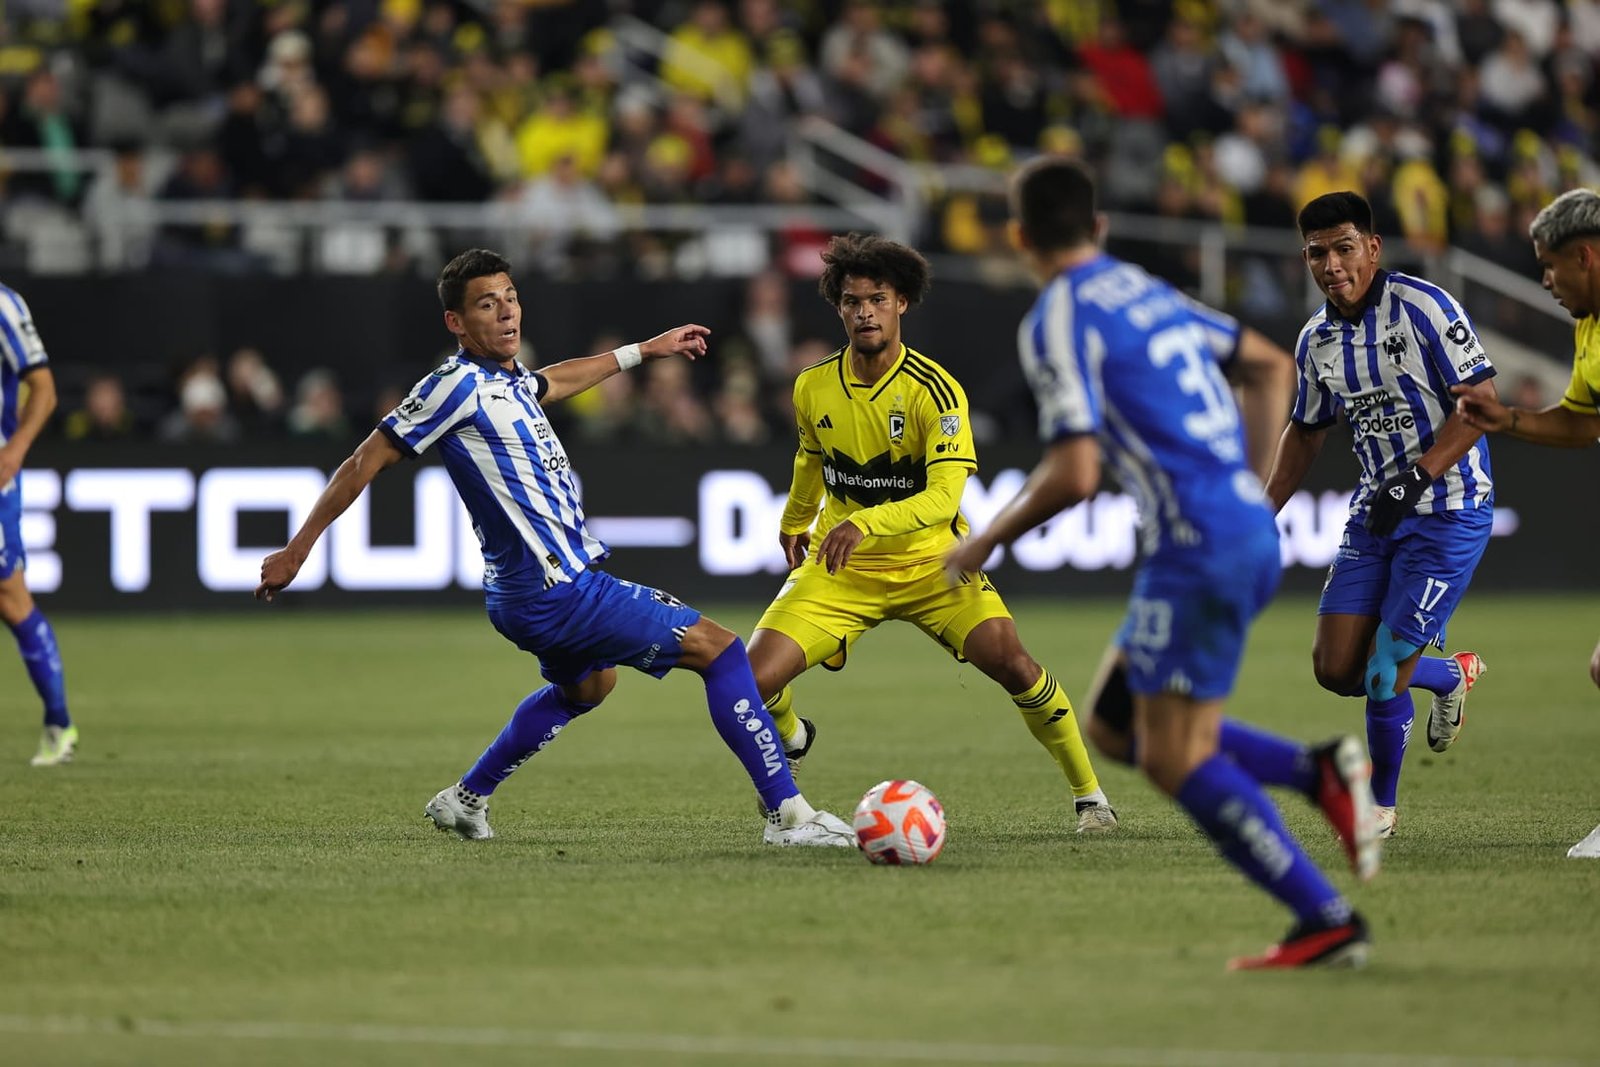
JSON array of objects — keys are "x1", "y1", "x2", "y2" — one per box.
[
  {"x1": 0, "y1": 283, "x2": 73, "y2": 767},
  {"x1": 746, "y1": 233, "x2": 1116, "y2": 835},
  {"x1": 256, "y1": 249, "x2": 854, "y2": 848},
  {"x1": 1267, "y1": 192, "x2": 1495, "y2": 840},
  {"x1": 950, "y1": 158, "x2": 1380, "y2": 970}
]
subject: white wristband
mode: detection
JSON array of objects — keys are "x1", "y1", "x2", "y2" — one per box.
[{"x1": 614, "y1": 343, "x2": 642, "y2": 371}]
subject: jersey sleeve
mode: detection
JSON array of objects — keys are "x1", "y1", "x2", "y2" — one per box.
[
  {"x1": 1018, "y1": 285, "x2": 1102, "y2": 441},
  {"x1": 1560, "y1": 321, "x2": 1600, "y2": 414},
  {"x1": 1399, "y1": 278, "x2": 1495, "y2": 386},
  {"x1": 916, "y1": 365, "x2": 977, "y2": 472},
  {"x1": 1289, "y1": 327, "x2": 1338, "y2": 429},
  {"x1": 0, "y1": 289, "x2": 49, "y2": 376},
  {"x1": 1183, "y1": 295, "x2": 1243, "y2": 365},
  {"x1": 380, "y1": 364, "x2": 479, "y2": 456}
]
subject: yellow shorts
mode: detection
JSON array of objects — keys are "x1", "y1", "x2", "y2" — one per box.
[{"x1": 753, "y1": 557, "x2": 1013, "y2": 671}]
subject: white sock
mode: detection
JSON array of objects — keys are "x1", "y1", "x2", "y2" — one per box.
[
  {"x1": 784, "y1": 719, "x2": 809, "y2": 754},
  {"x1": 1075, "y1": 790, "x2": 1108, "y2": 809},
  {"x1": 776, "y1": 793, "x2": 816, "y2": 828}
]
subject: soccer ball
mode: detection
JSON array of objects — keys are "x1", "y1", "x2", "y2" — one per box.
[{"x1": 852, "y1": 779, "x2": 946, "y2": 865}]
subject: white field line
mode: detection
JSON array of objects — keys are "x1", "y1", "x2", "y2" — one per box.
[{"x1": 0, "y1": 1015, "x2": 1589, "y2": 1067}]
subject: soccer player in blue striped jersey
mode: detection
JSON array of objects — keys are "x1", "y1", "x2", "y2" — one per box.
[
  {"x1": 256, "y1": 248, "x2": 854, "y2": 848},
  {"x1": 949, "y1": 158, "x2": 1380, "y2": 970},
  {"x1": 1266, "y1": 192, "x2": 1494, "y2": 839},
  {"x1": 0, "y1": 283, "x2": 73, "y2": 767}
]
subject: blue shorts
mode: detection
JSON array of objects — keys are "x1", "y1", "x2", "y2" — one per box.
[
  {"x1": 0, "y1": 479, "x2": 22, "y2": 581},
  {"x1": 1318, "y1": 508, "x2": 1492, "y2": 649},
  {"x1": 1115, "y1": 520, "x2": 1281, "y2": 701},
  {"x1": 486, "y1": 568, "x2": 703, "y2": 685}
]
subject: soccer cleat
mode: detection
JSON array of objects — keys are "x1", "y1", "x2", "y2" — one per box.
[
  {"x1": 30, "y1": 724, "x2": 78, "y2": 767},
  {"x1": 1227, "y1": 913, "x2": 1371, "y2": 971},
  {"x1": 1309, "y1": 735, "x2": 1381, "y2": 882},
  {"x1": 1427, "y1": 651, "x2": 1485, "y2": 753},
  {"x1": 1567, "y1": 824, "x2": 1600, "y2": 859},
  {"x1": 1074, "y1": 800, "x2": 1119, "y2": 835},
  {"x1": 784, "y1": 717, "x2": 819, "y2": 773},
  {"x1": 1373, "y1": 806, "x2": 1398, "y2": 839},
  {"x1": 424, "y1": 783, "x2": 494, "y2": 840},
  {"x1": 763, "y1": 809, "x2": 857, "y2": 848}
]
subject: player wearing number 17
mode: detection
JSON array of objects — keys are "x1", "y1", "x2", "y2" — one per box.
[{"x1": 1265, "y1": 192, "x2": 1495, "y2": 840}]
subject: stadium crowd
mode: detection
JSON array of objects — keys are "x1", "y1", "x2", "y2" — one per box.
[{"x1": 2, "y1": 0, "x2": 1597, "y2": 441}]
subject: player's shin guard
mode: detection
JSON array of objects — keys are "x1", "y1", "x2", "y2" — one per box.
[
  {"x1": 1176, "y1": 755, "x2": 1350, "y2": 927},
  {"x1": 1014, "y1": 669, "x2": 1101, "y2": 799},
  {"x1": 1218, "y1": 719, "x2": 1316, "y2": 793},
  {"x1": 701, "y1": 640, "x2": 799, "y2": 811},
  {"x1": 10, "y1": 609, "x2": 68, "y2": 728},
  {"x1": 461, "y1": 685, "x2": 594, "y2": 796},
  {"x1": 764, "y1": 685, "x2": 801, "y2": 748},
  {"x1": 1364, "y1": 693, "x2": 1413, "y2": 808}
]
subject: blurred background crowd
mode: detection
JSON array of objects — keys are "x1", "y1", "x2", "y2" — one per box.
[{"x1": 3, "y1": 0, "x2": 1597, "y2": 445}]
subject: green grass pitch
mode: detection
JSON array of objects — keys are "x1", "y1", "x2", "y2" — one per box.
[{"x1": 2, "y1": 594, "x2": 1597, "y2": 1066}]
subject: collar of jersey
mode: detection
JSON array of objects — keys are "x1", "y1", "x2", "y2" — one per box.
[
  {"x1": 453, "y1": 348, "x2": 524, "y2": 378},
  {"x1": 1324, "y1": 268, "x2": 1388, "y2": 323},
  {"x1": 841, "y1": 342, "x2": 906, "y2": 399}
]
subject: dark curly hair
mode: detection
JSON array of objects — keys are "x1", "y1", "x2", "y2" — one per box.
[
  {"x1": 437, "y1": 248, "x2": 513, "y2": 312},
  {"x1": 817, "y1": 233, "x2": 932, "y2": 307}
]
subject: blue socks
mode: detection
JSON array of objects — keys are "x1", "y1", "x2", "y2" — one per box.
[
  {"x1": 462, "y1": 685, "x2": 592, "y2": 796},
  {"x1": 699, "y1": 639, "x2": 800, "y2": 812},
  {"x1": 1218, "y1": 719, "x2": 1316, "y2": 794},
  {"x1": 1365, "y1": 693, "x2": 1413, "y2": 807},
  {"x1": 11, "y1": 609, "x2": 68, "y2": 728},
  {"x1": 1408, "y1": 656, "x2": 1460, "y2": 695},
  {"x1": 1176, "y1": 755, "x2": 1350, "y2": 926}
]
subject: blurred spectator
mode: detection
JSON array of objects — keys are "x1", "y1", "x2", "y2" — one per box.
[
  {"x1": 1150, "y1": 18, "x2": 1224, "y2": 141},
  {"x1": 661, "y1": 0, "x2": 754, "y2": 105},
  {"x1": 1218, "y1": 12, "x2": 1289, "y2": 105},
  {"x1": 712, "y1": 361, "x2": 771, "y2": 445},
  {"x1": 63, "y1": 374, "x2": 136, "y2": 442},
  {"x1": 1478, "y1": 31, "x2": 1548, "y2": 129},
  {"x1": 408, "y1": 85, "x2": 495, "y2": 203},
  {"x1": 159, "y1": 364, "x2": 242, "y2": 444},
  {"x1": 153, "y1": 147, "x2": 256, "y2": 273},
  {"x1": 637, "y1": 357, "x2": 714, "y2": 444},
  {"x1": 514, "y1": 80, "x2": 607, "y2": 179},
  {"x1": 287, "y1": 368, "x2": 350, "y2": 438},
  {"x1": 514, "y1": 153, "x2": 620, "y2": 275},
  {"x1": 820, "y1": 0, "x2": 911, "y2": 101},
  {"x1": 225, "y1": 348, "x2": 285, "y2": 435},
  {"x1": 80, "y1": 143, "x2": 156, "y2": 270},
  {"x1": 0, "y1": 69, "x2": 86, "y2": 205}
]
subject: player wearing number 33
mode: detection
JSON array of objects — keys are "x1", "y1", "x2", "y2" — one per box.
[{"x1": 1265, "y1": 192, "x2": 1494, "y2": 841}]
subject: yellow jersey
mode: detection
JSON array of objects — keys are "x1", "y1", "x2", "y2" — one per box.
[
  {"x1": 780, "y1": 343, "x2": 978, "y2": 568},
  {"x1": 1560, "y1": 315, "x2": 1600, "y2": 414}
]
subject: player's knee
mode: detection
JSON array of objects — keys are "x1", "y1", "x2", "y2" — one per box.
[
  {"x1": 1311, "y1": 653, "x2": 1363, "y2": 697},
  {"x1": 682, "y1": 617, "x2": 738, "y2": 662},
  {"x1": 563, "y1": 670, "x2": 615, "y2": 708}
]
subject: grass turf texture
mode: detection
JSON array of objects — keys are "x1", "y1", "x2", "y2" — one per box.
[{"x1": 2, "y1": 594, "x2": 1597, "y2": 1067}]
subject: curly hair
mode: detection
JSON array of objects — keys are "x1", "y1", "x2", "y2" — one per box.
[{"x1": 817, "y1": 233, "x2": 932, "y2": 307}]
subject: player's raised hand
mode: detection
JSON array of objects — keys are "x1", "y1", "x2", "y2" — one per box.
[
  {"x1": 1450, "y1": 381, "x2": 1510, "y2": 433},
  {"x1": 944, "y1": 535, "x2": 994, "y2": 583},
  {"x1": 779, "y1": 531, "x2": 811, "y2": 570},
  {"x1": 255, "y1": 548, "x2": 304, "y2": 602},
  {"x1": 641, "y1": 324, "x2": 710, "y2": 362},
  {"x1": 817, "y1": 520, "x2": 863, "y2": 574}
]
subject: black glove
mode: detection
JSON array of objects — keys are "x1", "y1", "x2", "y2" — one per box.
[{"x1": 1365, "y1": 466, "x2": 1430, "y2": 536}]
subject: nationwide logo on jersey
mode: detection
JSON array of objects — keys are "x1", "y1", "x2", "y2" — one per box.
[
  {"x1": 940, "y1": 415, "x2": 961, "y2": 437},
  {"x1": 821, "y1": 449, "x2": 925, "y2": 506},
  {"x1": 1383, "y1": 333, "x2": 1406, "y2": 365}
]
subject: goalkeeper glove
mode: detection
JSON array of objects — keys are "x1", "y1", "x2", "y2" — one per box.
[{"x1": 1365, "y1": 465, "x2": 1430, "y2": 536}]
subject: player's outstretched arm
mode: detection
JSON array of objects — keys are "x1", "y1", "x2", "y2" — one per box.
[
  {"x1": 256, "y1": 430, "x2": 406, "y2": 601},
  {"x1": 1263, "y1": 422, "x2": 1327, "y2": 513},
  {"x1": 1451, "y1": 383, "x2": 1600, "y2": 447},
  {"x1": 1230, "y1": 328, "x2": 1296, "y2": 481},
  {"x1": 0, "y1": 366, "x2": 56, "y2": 488},
  {"x1": 945, "y1": 436, "x2": 1099, "y2": 575},
  {"x1": 539, "y1": 324, "x2": 710, "y2": 404}
]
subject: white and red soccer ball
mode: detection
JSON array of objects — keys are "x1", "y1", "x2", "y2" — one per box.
[{"x1": 852, "y1": 779, "x2": 946, "y2": 865}]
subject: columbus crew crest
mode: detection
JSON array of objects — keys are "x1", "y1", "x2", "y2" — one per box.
[{"x1": 888, "y1": 413, "x2": 905, "y2": 441}]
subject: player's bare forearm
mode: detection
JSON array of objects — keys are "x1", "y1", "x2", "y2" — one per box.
[
  {"x1": 1232, "y1": 329, "x2": 1295, "y2": 479},
  {"x1": 1491, "y1": 403, "x2": 1600, "y2": 448},
  {"x1": 0, "y1": 369, "x2": 57, "y2": 486},
  {"x1": 258, "y1": 431, "x2": 404, "y2": 598},
  {"x1": 982, "y1": 437, "x2": 1098, "y2": 549},
  {"x1": 539, "y1": 324, "x2": 710, "y2": 405},
  {"x1": 1264, "y1": 422, "x2": 1325, "y2": 513},
  {"x1": 1415, "y1": 407, "x2": 1490, "y2": 478}
]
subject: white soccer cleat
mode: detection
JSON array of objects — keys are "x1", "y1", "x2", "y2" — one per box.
[
  {"x1": 30, "y1": 724, "x2": 78, "y2": 767},
  {"x1": 764, "y1": 809, "x2": 857, "y2": 848},
  {"x1": 1568, "y1": 824, "x2": 1600, "y2": 859},
  {"x1": 1373, "y1": 806, "x2": 1398, "y2": 839},
  {"x1": 424, "y1": 783, "x2": 494, "y2": 840},
  {"x1": 1427, "y1": 651, "x2": 1485, "y2": 753},
  {"x1": 1074, "y1": 801, "x2": 1119, "y2": 835}
]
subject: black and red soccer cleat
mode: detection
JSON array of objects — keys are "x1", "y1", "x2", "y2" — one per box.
[
  {"x1": 1228, "y1": 913, "x2": 1371, "y2": 971},
  {"x1": 1309, "y1": 735, "x2": 1381, "y2": 882}
]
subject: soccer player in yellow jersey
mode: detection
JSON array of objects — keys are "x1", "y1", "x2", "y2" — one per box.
[
  {"x1": 746, "y1": 233, "x2": 1117, "y2": 834},
  {"x1": 1452, "y1": 187, "x2": 1600, "y2": 859}
]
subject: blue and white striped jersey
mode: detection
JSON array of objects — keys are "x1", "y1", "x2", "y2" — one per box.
[
  {"x1": 1291, "y1": 269, "x2": 1494, "y2": 516},
  {"x1": 0, "y1": 283, "x2": 49, "y2": 453},
  {"x1": 380, "y1": 350, "x2": 606, "y2": 598},
  {"x1": 1019, "y1": 254, "x2": 1271, "y2": 557}
]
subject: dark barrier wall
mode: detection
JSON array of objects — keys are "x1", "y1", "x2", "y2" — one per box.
[{"x1": 16, "y1": 439, "x2": 1593, "y2": 610}]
